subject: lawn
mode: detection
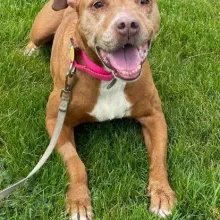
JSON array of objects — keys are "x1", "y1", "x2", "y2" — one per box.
[{"x1": 0, "y1": 0, "x2": 219, "y2": 219}]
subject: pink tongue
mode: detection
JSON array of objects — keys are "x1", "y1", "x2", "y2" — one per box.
[{"x1": 108, "y1": 45, "x2": 141, "y2": 71}]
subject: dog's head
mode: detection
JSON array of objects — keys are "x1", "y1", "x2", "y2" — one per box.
[{"x1": 53, "y1": 0, "x2": 160, "y2": 81}]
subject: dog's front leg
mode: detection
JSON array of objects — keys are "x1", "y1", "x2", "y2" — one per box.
[
  {"x1": 138, "y1": 111, "x2": 176, "y2": 218},
  {"x1": 46, "y1": 102, "x2": 92, "y2": 219}
]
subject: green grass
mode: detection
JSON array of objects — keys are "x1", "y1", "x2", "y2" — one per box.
[{"x1": 0, "y1": 0, "x2": 219, "y2": 219}]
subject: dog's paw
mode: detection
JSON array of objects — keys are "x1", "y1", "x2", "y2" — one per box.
[
  {"x1": 68, "y1": 201, "x2": 93, "y2": 220},
  {"x1": 70, "y1": 210, "x2": 93, "y2": 220},
  {"x1": 148, "y1": 183, "x2": 176, "y2": 218},
  {"x1": 67, "y1": 184, "x2": 93, "y2": 220},
  {"x1": 24, "y1": 41, "x2": 39, "y2": 56}
]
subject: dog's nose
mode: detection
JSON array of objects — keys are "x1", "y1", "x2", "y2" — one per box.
[{"x1": 115, "y1": 17, "x2": 140, "y2": 37}]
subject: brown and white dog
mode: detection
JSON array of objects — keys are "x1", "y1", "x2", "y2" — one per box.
[{"x1": 25, "y1": 0, "x2": 176, "y2": 219}]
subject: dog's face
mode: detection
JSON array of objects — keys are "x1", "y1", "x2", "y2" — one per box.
[{"x1": 53, "y1": 0, "x2": 160, "y2": 81}]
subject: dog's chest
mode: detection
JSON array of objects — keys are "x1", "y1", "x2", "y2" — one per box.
[{"x1": 89, "y1": 81, "x2": 132, "y2": 121}]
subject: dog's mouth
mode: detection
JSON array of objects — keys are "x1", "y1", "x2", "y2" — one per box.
[{"x1": 96, "y1": 41, "x2": 151, "y2": 81}]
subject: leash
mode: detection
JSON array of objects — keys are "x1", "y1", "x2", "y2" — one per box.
[
  {"x1": 0, "y1": 41, "x2": 77, "y2": 200},
  {"x1": 0, "y1": 38, "x2": 116, "y2": 200}
]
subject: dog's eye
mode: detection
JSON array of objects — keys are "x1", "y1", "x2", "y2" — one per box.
[
  {"x1": 140, "y1": 0, "x2": 149, "y2": 4},
  {"x1": 93, "y1": 1, "x2": 104, "y2": 9}
]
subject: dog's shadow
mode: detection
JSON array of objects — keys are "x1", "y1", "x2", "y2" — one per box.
[
  {"x1": 74, "y1": 119, "x2": 150, "y2": 211},
  {"x1": 74, "y1": 119, "x2": 144, "y2": 166}
]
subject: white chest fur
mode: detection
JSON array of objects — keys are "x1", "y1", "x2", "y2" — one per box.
[{"x1": 89, "y1": 80, "x2": 132, "y2": 121}]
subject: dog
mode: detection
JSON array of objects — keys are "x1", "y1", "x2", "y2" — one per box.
[{"x1": 25, "y1": 0, "x2": 176, "y2": 219}]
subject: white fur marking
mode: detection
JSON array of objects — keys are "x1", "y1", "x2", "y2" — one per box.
[
  {"x1": 89, "y1": 80, "x2": 131, "y2": 121},
  {"x1": 71, "y1": 213, "x2": 78, "y2": 220},
  {"x1": 150, "y1": 207, "x2": 172, "y2": 218}
]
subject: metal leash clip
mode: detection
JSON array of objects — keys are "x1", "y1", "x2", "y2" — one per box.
[{"x1": 60, "y1": 72, "x2": 76, "y2": 99}]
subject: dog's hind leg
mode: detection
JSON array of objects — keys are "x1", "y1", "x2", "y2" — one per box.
[
  {"x1": 46, "y1": 92, "x2": 93, "y2": 220},
  {"x1": 25, "y1": 0, "x2": 64, "y2": 55}
]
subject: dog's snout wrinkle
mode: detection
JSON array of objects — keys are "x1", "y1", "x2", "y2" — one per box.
[{"x1": 115, "y1": 16, "x2": 140, "y2": 37}]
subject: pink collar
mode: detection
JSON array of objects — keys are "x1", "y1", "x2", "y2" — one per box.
[{"x1": 73, "y1": 49, "x2": 114, "y2": 81}]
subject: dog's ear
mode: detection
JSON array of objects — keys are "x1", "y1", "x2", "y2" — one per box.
[
  {"x1": 52, "y1": 0, "x2": 68, "y2": 11},
  {"x1": 52, "y1": 0, "x2": 79, "y2": 11}
]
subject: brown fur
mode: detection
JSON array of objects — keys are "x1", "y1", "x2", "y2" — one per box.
[{"x1": 26, "y1": 0, "x2": 176, "y2": 218}]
